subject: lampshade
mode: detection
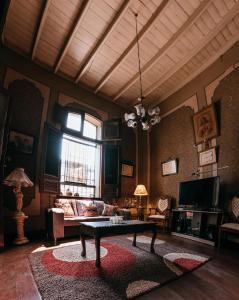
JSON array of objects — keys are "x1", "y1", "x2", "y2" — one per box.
[
  {"x1": 4, "y1": 168, "x2": 33, "y2": 188},
  {"x1": 134, "y1": 184, "x2": 148, "y2": 196}
]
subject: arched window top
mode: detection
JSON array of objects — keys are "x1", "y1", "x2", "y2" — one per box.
[{"x1": 64, "y1": 109, "x2": 102, "y2": 141}]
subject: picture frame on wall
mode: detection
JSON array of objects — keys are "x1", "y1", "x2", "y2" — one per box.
[
  {"x1": 193, "y1": 104, "x2": 219, "y2": 145},
  {"x1": 8, "y1": 130, "x2": 34, "y2": 154},
  {"x1": 161, "y1": 159, "x2": 178, "y2": 176},
  {"x1": 199, "y1": 147, "x2": 217, "y2": 167},
  {"x1": 121, "y1": 162, "x2": 134, "y2": 177}
]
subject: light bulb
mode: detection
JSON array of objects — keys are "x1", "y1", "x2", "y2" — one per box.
[
  {"x1": 150, "y1": 115, "x2": 161, "y2": 125},
  {"x1": 124, "y1": 112, "x2": 136, "y2": 121},
  {"x1": 127, "y1": 120, "x2": 137, "y2": 128},
  {"x1": 134, "y1": 103, "x2": 144, "y2": 117},
  {"x1": 142, "y1": 121, "x2": 149, "y2": 130},
  {"x1": 148, "y1": 106, "x2": 160, "y2": 116}
]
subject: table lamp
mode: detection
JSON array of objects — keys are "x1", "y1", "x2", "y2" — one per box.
[
  {"x1": 4, "y1": 168, "x2": 33, "y2": 245},
  {"x1": 134, "y1": 184, "x2": 148, "y2": 208}
]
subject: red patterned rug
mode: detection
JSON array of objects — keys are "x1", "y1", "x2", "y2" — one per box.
[{"x1": 29, "y1": 235, "x2": 210, "y2": 300}]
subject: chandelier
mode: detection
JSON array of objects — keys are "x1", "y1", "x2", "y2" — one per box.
[{"x1": 124, "y1": 13, "x2": 161, "y2": 131}]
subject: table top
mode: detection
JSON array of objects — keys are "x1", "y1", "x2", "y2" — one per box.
[{"x1": 80, "y1": 220, "x2": 155, "y2": 229}]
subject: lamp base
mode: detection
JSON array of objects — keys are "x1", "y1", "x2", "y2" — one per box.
[{"x1": 12, "y1": 214, "x2": 29, "y2": 245}]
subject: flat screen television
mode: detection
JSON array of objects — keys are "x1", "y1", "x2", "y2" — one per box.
[{"x1": 178, "y1": 177, "x2": 220, "y2": 210}]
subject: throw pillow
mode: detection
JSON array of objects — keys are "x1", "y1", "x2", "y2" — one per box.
[
  {"x1": 55, "y1": 202, "x2": 74, "y2": 217},
  {"x1": 94, "y1": 201, "x2": 104, "y2": 215},
  {"x1": 76, "y1": 200, "x2": 92, "y2": 216},
  {"x1": 83, "y1": 205, "x2": 98, "y2": 217},
  {"x1": 102, "y1": 203, "x2": 117, "y2": 216}
]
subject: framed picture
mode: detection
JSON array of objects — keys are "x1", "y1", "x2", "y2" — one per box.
[
  {"x1": 121, "y1": 162, "x2": 134, "y2": 177},
  {"x1": 8, "y1": 130, "x2": 34, "y2": 154},
  {"x1": 193, "y1": 104, "x2": 219, "y2": 145},
  {"x1": 161, "y1": 159, "x2": 178, "y2": 176},
  {"x1": 199, "y1": 147, "x2": 217, "y2": 167}
]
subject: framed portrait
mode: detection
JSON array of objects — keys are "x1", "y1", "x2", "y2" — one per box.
[
  {"x1": 193, "y1": 104, "x2": 219, "y2": 145},
  {"x1": 121, "y1": 162, "x2": 134, "y2": 177},
  {"x1": 8, "y1": 130, "x2": 34, "y2": 154},
  {"x1": 199, "y1": 147, "x2": 217, "y2": 167},
  {"x1": 161, "y1": 159, "x2": 178, "y2": 176}
]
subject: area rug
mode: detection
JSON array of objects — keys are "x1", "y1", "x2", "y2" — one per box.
[{"x1": 29, "y1": 235, "x2": 210, "y2": 300}]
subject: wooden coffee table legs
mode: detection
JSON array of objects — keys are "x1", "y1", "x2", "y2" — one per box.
[
  {"x1": 132, "y1": 229, "x2": 157, "y2": 253},
  {"x1": 151, "y1": 228, "x2": 157, "y2": 253},
  {"x1": 81, "y1": 233, "x2": 101, "y2": 267},
  {"x1": 80, "y1": 234, "x2": 86, "y2": 257},
  {"x1": 132, "y1": 233, "x2": 137, "y2": 246},
  {"x1": 95, "y1": 235, "x2": 101, "y2": 267},
  {"x1": 81, "y1": 229, "x2": 157, "y2": 267}
]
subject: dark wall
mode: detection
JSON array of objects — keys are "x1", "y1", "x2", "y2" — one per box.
[
  {"x1": 121, "y1": 123, "x2": 136, "y2": 197},
  {"x1": 150, "y1": 106, "x2": 198, "y2": 206},
  {"x1": 0, "y1": 46, "x2": 136, "y2": 235},
  {"x1": 150, "y1": 69, "x2": 239, "y2": 208},
  {"x1": 213, "y1": 68, "x2": 239, "y2": 206}
]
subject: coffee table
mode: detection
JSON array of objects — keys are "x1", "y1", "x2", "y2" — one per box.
[{"x1": 79, "y1": 220, "x2": 157, "y2": 267}]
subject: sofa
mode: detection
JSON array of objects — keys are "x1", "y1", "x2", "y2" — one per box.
[{"x1": 46, "y1": 197, "x2": 131, "y2": 244}]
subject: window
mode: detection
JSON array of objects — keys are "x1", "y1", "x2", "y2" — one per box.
[{"x1": 60, "y1": 112, "x2": 101, "y2": 197}]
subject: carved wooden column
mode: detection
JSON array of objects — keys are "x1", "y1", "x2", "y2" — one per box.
[{"x1": 12, "y1": 214, "x2": 29, "y2": 245}]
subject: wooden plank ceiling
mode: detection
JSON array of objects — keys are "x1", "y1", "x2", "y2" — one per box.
[{"x1": 2, "y1": 0, "x2": 239, "y2": 108}]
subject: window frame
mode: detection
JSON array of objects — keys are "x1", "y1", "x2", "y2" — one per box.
[
  {"x1": 62, "y1": 107, "x2": 103, "y2": 144},
  {"x1": 59, "y1": 107, "x2": 102, "y2": 198}
]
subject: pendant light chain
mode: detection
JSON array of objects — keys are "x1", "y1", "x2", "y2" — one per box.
[
  {"x1": 134, "y1": 13, "x2": 143, "y2": 102},
  {"x1": 124, "y1": 12, "x2": 161, "y2": 130}
]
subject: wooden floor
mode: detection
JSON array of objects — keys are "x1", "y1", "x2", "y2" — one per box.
[{"x1": 1, "y1": 234, "x2": 239, "y2": 300}]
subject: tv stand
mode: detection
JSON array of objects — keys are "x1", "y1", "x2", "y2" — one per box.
[{"x1": 171, "y1": 208, "x2": 223, "y2": 246}]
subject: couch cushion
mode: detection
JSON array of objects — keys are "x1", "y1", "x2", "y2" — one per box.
[
  {"x1": 55, "y1": 198, "x2": 77, "y2": 215},
  {"x1": 83, "y1": 205, "x2": 98, "y2": 217},
  {"x1": 221, "y1": 223, "x2": 239, "y2": 231},
  {"x1": 102, "y1": 203, "x2": 117, "y2": 216},
  {"x1": 148, "y1": 214, "x2": 166, "y2": 220},
  {"x1": 94, "y1": 200, "x2": 104, "y2": 215},
  {"x1": 64, "y1": 216, "x2": 110, "y2": 227},
  {"x1": 55, "y1": 201, "x2": 74, "y2": 217},
  {"x1": 70, "y1": 199, "x2": 78, "y2": 216},
  {"x1": 75, "y1": 200, "x2": 93, "y2": 216}
]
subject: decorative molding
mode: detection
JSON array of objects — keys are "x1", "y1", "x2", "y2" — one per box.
[
  {"x1": 204, "y1": 60, "x2": 239, "y2": 177},
  {"x1": 58, "y1": 93, "x2": 108, "y2": 121},
  {"x1": 4, "y1": 68, "x2": 50, "y2": 216},
  {"x1": 161, "y1": 94, "x2": 198, "y2": 119}
]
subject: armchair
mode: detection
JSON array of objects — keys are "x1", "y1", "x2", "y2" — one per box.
[
  {"x1": 218, "y1": 196, "x2": 239, "y2": 248},
  {"x1": 148, "y1": 197, "x2": 171, "y2": 232}
]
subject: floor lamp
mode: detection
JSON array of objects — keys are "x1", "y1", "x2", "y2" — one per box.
[{"x1": 4, "y1": 168, "x2": 33, "y2": 245}]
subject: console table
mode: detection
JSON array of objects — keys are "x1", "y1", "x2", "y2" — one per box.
[
  {"x1": 80, "y1": 220, "x2": 157, "y2": 267},
  {"x1": 171, "y1": 209, "x2": 223, "y2": 246}
]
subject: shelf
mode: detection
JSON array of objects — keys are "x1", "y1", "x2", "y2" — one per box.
[
  {"x1": 171, "y1": 232, "x2": 215, "y2": 246},
  {"x1": 171, "y1": 209, "x2": 223, "y2": 246},
  {"x1": 172, "y1": 208, "x2": 222, "y2": 214}
]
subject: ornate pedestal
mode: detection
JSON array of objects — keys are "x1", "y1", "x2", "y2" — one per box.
[{"x1": 12, "y1": 214, "x2": 29, "y2": 245}]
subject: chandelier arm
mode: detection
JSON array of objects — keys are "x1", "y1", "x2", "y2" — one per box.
[{"x1": 134, "y1": 13, "x2": 143, "y2": 102}]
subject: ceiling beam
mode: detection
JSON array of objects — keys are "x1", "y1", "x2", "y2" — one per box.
[
  {"x1": 140, "y1": 2, "x2": 239, "y2": 105},
  {"x1": 94, "y1": 0, "x2": 170, "y2": 93},
  {"x1": 31, "y1": 0, "x2": 52, "y2": 60},
  {"x1": 0, "y1": 0, "x2": 11, "y2": 43},
  {"x1": 54, "y1": 0, "x2": 91, "y2": 73},
  {"x1": 74, "y1": 0, "x2": 132, "y2": 83},
  {"x1": 152, "y1": 34, "x2": 239, "y2": 107},
  {"x1": 113, "y1": 0, "x2": 212, "y2": 101}
]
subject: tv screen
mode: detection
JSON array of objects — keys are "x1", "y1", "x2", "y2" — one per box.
[{"x1": 179, "y1": 177, "x2": 220, "y2": 210}]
